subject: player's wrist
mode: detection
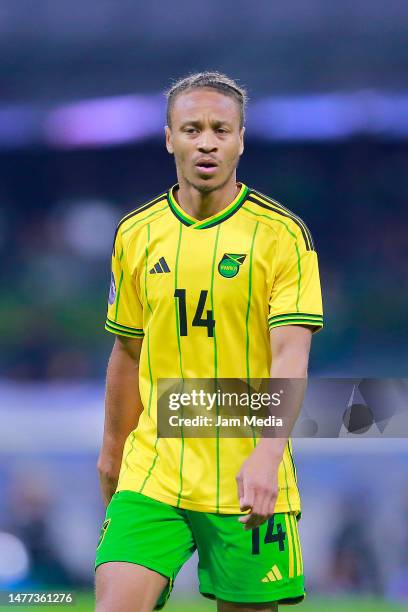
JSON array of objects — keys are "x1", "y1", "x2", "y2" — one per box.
[{"x1": 255, "y1": 437, "x2": 287, "y2": 461}]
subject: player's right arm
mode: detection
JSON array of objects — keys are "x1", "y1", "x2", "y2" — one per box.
[
  {"x1": 97, "y1": 335, "x2": 143, "y2": 507},
  {"x1": 98, "y1": 225, "x2": 145, "y2": 507}
]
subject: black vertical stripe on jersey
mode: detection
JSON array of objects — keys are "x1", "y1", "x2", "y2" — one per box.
[{"x1": 154, "y1": 262, "x2": 162, "y2": 273}]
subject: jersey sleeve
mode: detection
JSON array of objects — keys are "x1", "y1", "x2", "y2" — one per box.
[
  {"x1": 104, "y1": 228, "x2": 144, "y2": 338},
  {"x1": 268, "y1": 222, "x2": 323, "y2": 333}
]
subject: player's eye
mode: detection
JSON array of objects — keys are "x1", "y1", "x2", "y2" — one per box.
[{"x1": 184, "y1": 127, "x2": 198, "y2": 134}]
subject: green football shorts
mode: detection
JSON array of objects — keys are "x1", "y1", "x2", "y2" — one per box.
[{"x1": 95, "y1": 490, "x2": 304, "y2": 609}]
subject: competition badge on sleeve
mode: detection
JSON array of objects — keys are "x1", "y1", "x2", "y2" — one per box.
[{"x1": 108, "y1": 272, "x2": 116, "y2": 305}]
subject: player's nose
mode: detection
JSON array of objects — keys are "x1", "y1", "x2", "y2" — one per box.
[{"x1": 197, "y1": 130, "x2": 217, "y2": 152}]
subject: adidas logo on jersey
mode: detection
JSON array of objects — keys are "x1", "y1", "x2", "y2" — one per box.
[
  {"x1": 150, "y1": 257, "x2": 170, "y2": 274},
  {"x1": 261, "y1": 565, "x2": 282, "y2": 582}
]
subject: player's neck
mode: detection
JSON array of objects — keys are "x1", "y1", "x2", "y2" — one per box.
[{"x1": 175, "y1": 177, "x2": 240, "y2": 221}]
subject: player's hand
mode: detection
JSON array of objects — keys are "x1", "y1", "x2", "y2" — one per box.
[
  {"x1": 97, "y1": 452, "x2": 120, "y2": 507},
  {"x1": 236, "y1": 441, "x2": 280, "y2": 530}
]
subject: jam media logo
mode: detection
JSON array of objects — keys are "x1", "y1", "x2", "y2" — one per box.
[
  {"x1": 108, "y1": 272, "x2": 116, "y2": 305},
  {"x1": 218, "y1": 253, "x2": 246, "y2": 278}
]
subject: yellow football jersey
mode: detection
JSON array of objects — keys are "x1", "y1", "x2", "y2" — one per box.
[{"x1": 105, "y1": 182, "x2": 323, "y2": 514}]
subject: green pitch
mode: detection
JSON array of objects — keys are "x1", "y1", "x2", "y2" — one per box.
[
  {"x1": 1, "y1": 593, "x2": 406, "y2": 611},
  {"x1": 165, "y1": 597, "x2": 407, "y2": 612}
]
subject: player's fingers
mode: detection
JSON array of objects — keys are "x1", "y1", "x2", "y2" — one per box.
[
  {"x1": 236, "y1": 473, "x2": 244, "y2": 505},
  {"x1": 240, "y1": 494, "x2": 266, "y2": 529},
  {"x1": 238, "y1": 501, "x2": 259, "y2": 525},
  {"x1": 238, "y1": 511, "x2": 252, "y2": 524},
  {"x1": 239, "y1": 511, "x2": 257, "y2": 529},
  {"x1": 242, "y1": 511, "x2": 264, "y2": 530},
  {"x1": 239, "y1": 483, "x2": 254, "y2": 511}
]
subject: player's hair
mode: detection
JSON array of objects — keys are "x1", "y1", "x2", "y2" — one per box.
[{"x1": 165, "y1": 71, "x2": 248, "y2": 129}]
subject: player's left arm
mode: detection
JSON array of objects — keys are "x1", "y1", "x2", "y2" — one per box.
[
  {"x1": 237, "y1": 325, "x2": 311, "y2": 530},
  {"x1": 237, "y1": 214, "x2": 323, "y2": 529}
]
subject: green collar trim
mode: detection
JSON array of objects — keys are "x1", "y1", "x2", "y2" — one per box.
[{"x1": 167, "y1": 183, "x2": 249, "y2": 229}]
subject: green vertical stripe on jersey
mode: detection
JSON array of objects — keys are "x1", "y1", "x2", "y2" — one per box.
[
  {"x1": 117, "y1": 431, "x2": 134, "y2": 488},
  {"x1": 176, "y1": 424, "x2": 185, "y2": 508},
  {"x1": 144, "y1": 225, "x2": 153, "y2": 315},
  {"x1": 144, "y1": 224, "x2": 154, "y2": 417},
  {"x1": 245, "y1": 221, "x2": 259, "y2": 447},
  {"x1": 287, "y1": 512, "x2": 298, "y2": 577},
  {"x1": 282, "y1": 449, "x2": 298, "y2": 572},
  {"x1": 288, "y1": 443, "x2": 298, "y2": 485},
  {"x1": 245, "y1": 222, "x2": 259, "y2": 381},
  {"x1": 118, "y1": 426, "x2": 137, "y2": 487},
  {"x1": 282, "y1": 446, "x2": 293, "y2": 513},
  {"x1": 138, "y1": 224, "x2": 158, "y2": 492},
  {"x1": 210, "y1": 226, "x2": 221, "y2": 512},
  {"x1": 174, "y1": 223, "x2": 184, "y2": 378},
  {"x1": 118, "y1": 231, "x2": 142, "y2": 485},
  {"x1": 114, "y1": 248, "x2": 124, "y2": 321},
  {"x1": 290, "y1": 513, "x2": 301, "y2": 576},
  {"x1": 241, "y1": 207, "x2": 302, "y2": 314},
  {"x1": 117, "y1": 228, "x2": 137, "y2": 484},
  {"x1": 175, "y1": 224, "x2": 185, "y2": 507},
  {"x1": 210, "y1": 225, "x2": 221, "y2": 380},
  {"x1": 139, "y1": 437, "x2": 159, "y2": 495},
  {"x1": 294, "y1": 242, "x2": 301, "y2": 312}
]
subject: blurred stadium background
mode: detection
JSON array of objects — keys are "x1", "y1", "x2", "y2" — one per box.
[{"x1": 0, "y1": 2, "x2": 407, "y2": 610}]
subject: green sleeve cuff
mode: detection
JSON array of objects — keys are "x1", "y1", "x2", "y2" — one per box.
[
  {"x1": 268, "y1": 312, "x2": 323, "y2": 333},
  {"x1": 105, "y1": 317, "x2": 144, "y2": 338}
]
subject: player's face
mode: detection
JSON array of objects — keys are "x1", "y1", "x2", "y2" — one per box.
[{"x1": 165, "y1": 89, "x2": 245, "y2": 193}]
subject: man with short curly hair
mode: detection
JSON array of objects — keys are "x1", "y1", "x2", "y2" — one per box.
[{"x1": 95, "y1": 71, "x2": 323, "y2": 611}]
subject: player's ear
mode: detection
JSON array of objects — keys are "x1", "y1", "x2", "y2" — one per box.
[
  {"x1": 165, "y1": 126, "x2": 174, "y2": 154},
  {"x1": 239, "y1": 126, "x2": 245, "y2": 156}
]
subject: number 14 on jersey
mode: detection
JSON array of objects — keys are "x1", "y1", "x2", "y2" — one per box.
[{"x1": 174, "y1": 289, "x2": 215, "y2": 337}]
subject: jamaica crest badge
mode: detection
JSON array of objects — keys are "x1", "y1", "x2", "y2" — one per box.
[{"x1": 218, "y1": 253, "x2": 246, "y2": 278}]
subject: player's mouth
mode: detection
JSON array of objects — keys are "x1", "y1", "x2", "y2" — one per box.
[{"x1": 195, "y1": 158, "x2": 218, "y2": 176}]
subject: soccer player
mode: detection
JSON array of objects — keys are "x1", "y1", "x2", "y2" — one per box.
[{"x1": 95, "y1": 72, "x2": 323, "y2": 612}]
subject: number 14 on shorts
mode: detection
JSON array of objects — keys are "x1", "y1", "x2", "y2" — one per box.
[{"x1": 251, "y1": 516, "x2": 286, "y2": 555}]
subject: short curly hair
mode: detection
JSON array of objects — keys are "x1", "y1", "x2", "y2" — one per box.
[{"x1": 165, "y1": 71, "x2": 248, "y2": 129}]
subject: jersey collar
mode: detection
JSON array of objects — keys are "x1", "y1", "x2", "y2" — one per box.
[{"x1": 167, "y1": 183, "x2": 249, "y2": 229}]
